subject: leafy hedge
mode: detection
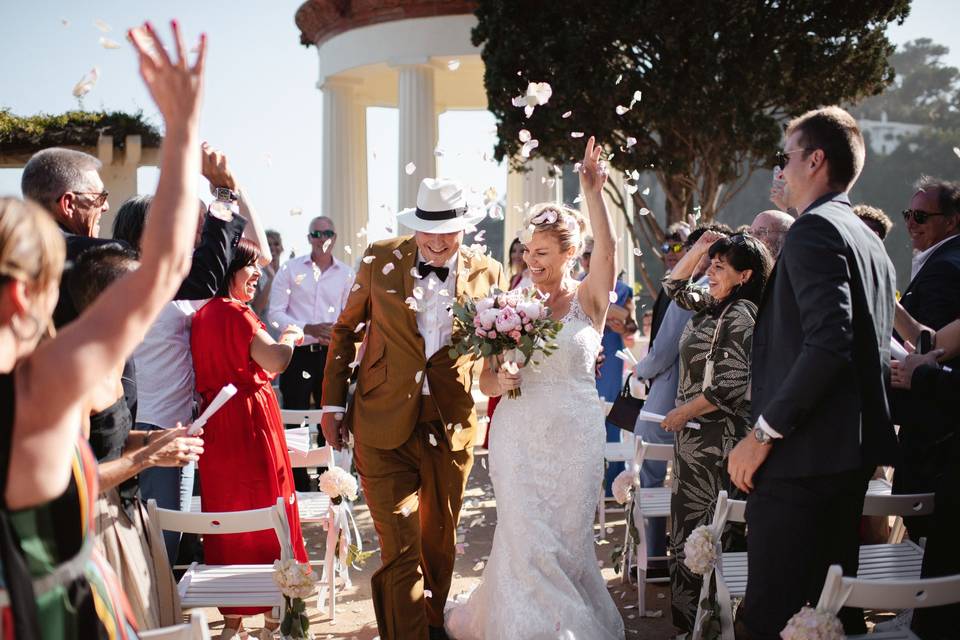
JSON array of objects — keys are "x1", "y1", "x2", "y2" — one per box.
[{"x1": 0, "y1": 109, "x2": 161, "y2": 155}]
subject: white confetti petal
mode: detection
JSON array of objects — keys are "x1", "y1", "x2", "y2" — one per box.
[
  {"x1": 616, "y1": 105, "x2": 629, "y2": 115},
  {"x1": 638, "y1": 207, "x2": 651, "y2": 216},
  {"x1": 72, "y1": 67, "x2": 99, "y2": 98},
  {"x1": 386, "y1": 289, "x2": 397, "y2": 294},
  {"x1": 381, "y1": 263, "x2": 395, "y2": 275},
  {"x1": 405, "y1": 162, "x2": 416, "y2": 175},
  {"x1": 93, "y1": 18, "x2": 111, "y2": 32},
  {"x1": 631, "y1": 169, "x2": 640, "y2": 180},
  {"x1": 609, "y1": 291, "x2": 618, "y2": 303},
  {"x1": 474, "y1": 230, "x2": 486, "y2": 242},
  {"x1": 424, "y1": 589, "x2": 433, "y2": 598},
  {"x1": 428, "y1": 433, "x2": 437, "y2": 447},
  {"x1": 351, "y1": 283, "x2": 361, "y2": 292},
  {"x1": 302, "y1": 371, "x2": 311, "y2": 379},
  {"x1": 626, "y1": 136, "x2": 637, "y2": 148},
  {"x1": 570, "y1": 131, "x2": 584, "y2": 138},
  {"x1": 415, "y1": 370, "x2": 423, "y2": 384},
  {"x1": 344, "y1": 245, "x2": 352, "y2": 255},
  {"x1": 362, "y1": 255, "x2": 375, "y2": 264},
  {"x1": 412, "y1": 286, "x2": 424, "y2": 299},
  {"x1": 954, "y1": 146, "x2": 960, "y2": 158},
  {"x1": 61, "y1": 18, "x2": 69, "y2": 27},
  {"x1": 473, "y1": 561, "x2": 485, "y2": 571},
  {"x1": 562, "y1": 110, "x2": 573, "y2": 119},
  {"x1": 290, "y1": 207, "x2": 303, "y2": 216},
  {"x1": 322, "y1": 238, "x2": 333, "y2": 252},
  {"x1": 642, "y1": 186, "x2": 651, "y2": 196},
  {"x1": 633, "y1": 247, "x2": 643, "y2": 257},
  {"x1": 405, "y1": 297, "x2": 419, "y2": 311},
  {"x1": 518, "y1": 129, "x2": 531, "y2": 143},
  {"x1": 631, "y1": 90, "x2": 643, "y2": 106},
  {"x1": 354, "y1": 322, "x2": 365, "y2": 333},
  {"x1": 453, "y1": 423, "x2": 463, "y2": 433},
  {"x1": 410, "y1": 267, "x2": 422, "y2": 279},
  {"x1": 520, "y1": 139, "x2": 539, "y2": 158},
  {"x1": 393, "y1": 249, "x2": 404, "y2": 260},
  {"x1": 447, "y1": 59, "x2": 461, "y2": 71},
  {"x1": 294, "y1": 274, "x2": 306, "y2": 285},
  {"x1": 271, "y1": 321, "x2": 280, "y2": 328},
  {"x1": 626, "y1": 184, "x2": 638, "y2": 195},
  {"x1": 615, "y1": 73, "x2": 623, "y2": 85},
  {"x1": 573, "y1": 194, "x2": 583, "y2": 204},
  {"x1": 524, "y1": 104, "x2": 534, "y2": 118},
  {"x1": 400, "y1": 505, "x2": 411, "y2": 517},
  {"x1": 99, "y1": 36, "x2": 121, "y2": 50}
]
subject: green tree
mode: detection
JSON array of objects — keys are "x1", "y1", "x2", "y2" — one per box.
[{"x1": 473, "y1": 0, "x2": 909, "y2": 288}]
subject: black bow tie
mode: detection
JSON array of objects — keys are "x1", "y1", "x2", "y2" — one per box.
[{"x1": 418, "y1": 261, "x2": 449, "y2": 282}]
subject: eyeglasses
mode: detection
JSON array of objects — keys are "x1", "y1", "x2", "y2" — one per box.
[
  {"x1": 902, "y1": 209, "x2": 945, "y2": 225},
  {"x1": 309, "y1": 230, "x2": 336, "y2": 239},
  {"x1": 660, "y1": 242, "x2": 684, "y2": 254},
  {"x1": 69, "y1": 190, "x2": 109, "y2": 207},
  {"x1": 775, "y1": 148, "x2": 814, "y2": 170}
]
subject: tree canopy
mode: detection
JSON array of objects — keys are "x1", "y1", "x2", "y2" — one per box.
[{"x1": 473, "y1": 0, "x2": 910, "y2": 229}]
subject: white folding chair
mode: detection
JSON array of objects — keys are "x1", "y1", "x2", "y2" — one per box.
[
  {"x1": 811, "y1": 564, "x2": 960, "y2": 640},
  {"x1": 692, "y1": 490, "x2": 934, "y2": 638},
  {"x1": 622, "y1": 438, "x2": 674, "y2": 617},
  {"x1": 147, "y1": 498, "x2": 293, "y2": 614},
  {"x1": 139, "y1": 611, "x2": 211, "y2": 640},
  {"x1": 597, "y1": 400, "x2": 632, "y2": 539}
]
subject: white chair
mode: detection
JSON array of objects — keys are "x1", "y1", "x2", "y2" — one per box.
[
  {"x1": 692, "y1": 490, "x2": 934, "y2": 638},
  {"x1": 147, "y1": 498, "x2": 293, "y2": 614},
  {"x1": 139, "y1": 611, "x2": 211, "y2": 640},
  {"x1": 811, "y1": 564, "x2": 960, "y2": 640}
]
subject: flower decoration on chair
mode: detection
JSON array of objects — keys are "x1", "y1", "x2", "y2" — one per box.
[
  {"x1": 609, "y1": 469, "x2": 641, "y2": 575},
  {"x1": 683, "y1": 525, "x2": 719, "y2": 575},
  {"x1": 780, "y1": 606, "x2": 844, "y2": 640},
  {"x1": 449, "y1": 288, "x2": 563, "y2": 398},
  {"x1": 273, "y1": 559, "x2": 316, "y2": 639},
  {"x1": 318, "y1": 466, "x2": 358, "y2": 505}
]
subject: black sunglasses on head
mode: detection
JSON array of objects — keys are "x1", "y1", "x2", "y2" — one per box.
[
  {"x1": 902, "y1": 209, "x2": 945, "y2": 225},
  {"x1": 309, "y1": 229, "x2": 336, "y2": 239}
]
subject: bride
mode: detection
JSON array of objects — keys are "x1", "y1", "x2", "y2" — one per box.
[{"x1": 446, "y1": 137, "x2": 625, "y2": 639}]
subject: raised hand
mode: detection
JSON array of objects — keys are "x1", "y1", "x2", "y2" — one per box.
[
  {"x1": 579, "y1": 136, "x2": 608, "y2": 195},
  {"x1": 201, "y1": 142, "x2": 237, "y2": 191},
  {"x1": 128, "y1": 20, "x2": 206, "y2": 129}
]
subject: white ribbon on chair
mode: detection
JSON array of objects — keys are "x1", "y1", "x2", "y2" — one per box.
[
  {"x1": 815, "y1": 565, "x2": 854, "y2": 615},
  {"x1": 317, "y1": 445, "x2": 363, "y2": 618},
  {"x1": 691, "y1": 493, "x2": 735, "y2": 640}
]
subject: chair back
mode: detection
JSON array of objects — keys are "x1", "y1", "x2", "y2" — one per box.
[
  {"x1": 635, "y1": 439, "x2": 674, "y2": 466},
  {"x1": 817, "y1": 564, "x2": 960, "y2": 612},
  {"x1": 861, "y1": 492, "x2": 935, "y2": 517},
  {"x1": 146, "y1": 497, "x2": 293, "y2": 560},
  {"x1": 140, "y1": 611, "x2": 210, "y2": 640},
  {"x1": 280, "y1": 409, "x2": 324, "y2": 428}
]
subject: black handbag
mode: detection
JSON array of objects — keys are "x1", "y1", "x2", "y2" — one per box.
[{"x1": 607, "y1": 374, "x2": 645, "y2": 432}]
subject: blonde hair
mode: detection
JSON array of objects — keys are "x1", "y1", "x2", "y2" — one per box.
[
  {"x1": 521, "y1": 203, "x2": 587, "y2": 254},
  {"x1": 0, "y1": 197, "x2": 66, "y2": 292}
]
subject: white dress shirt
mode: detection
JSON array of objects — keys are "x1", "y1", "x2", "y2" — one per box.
[
  {"x1": 268, "y1": 255, "x2": 355, "y2": 345},
  {"x1": 910, "y1": 234, "x2": 957, "y2": 281},
  {"x1": 416, "y1": 251, "x2": 458, "y2": 395}
]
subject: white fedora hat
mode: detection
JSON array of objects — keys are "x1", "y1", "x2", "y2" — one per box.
[{"x1": 397, "y1": 178, "x2": 486, "y2": 234}]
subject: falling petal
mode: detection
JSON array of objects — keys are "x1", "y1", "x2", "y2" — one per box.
[
  {"x1": 344, "y1": 245, "x2": 352, "y2": 255},
  {"x1": 290, "y1": 207, "x2": 303, "y2": 216},
  {"x1": 412, "y1": 286, "x2": 424, "y2": 299},
  {"x1": 631, "y1": 90, "x2": 642, "y2": 106},
  {"x1": 410, "y1": 267, "x2": 422, "y2": 279},
  {"x1": 609, "y1": 291, "x2": 618, "y2": 303},
  {"x1": 615, "y1": 73, "x2": 623, "y2": 85},
  {"x1": 562, "y1": 110, "x2": 573, "y2": 119},
  {"x1": 386, "y1": 289, "x2": 397, "y2": 294},
  {"x1": 351, "y1": 283, "x2": 361, "y2": 292},
  {"x1": 405, "y1": 162, "x2": 416, "y2": 175},
  {"x1": 474, "y1": 230, "x2": 486, "y2": 242},
  {"x1": 626, "y1": 184, "x2": 638, "y2": 195},
  {"x1": 357, "y1": 226, "x2": 367, "y2": 237},
  {"x1": 405, "y1": 297, "x2": 419, "y2": 311},
  {"x1": 529, "y1": 81, "x2": 552, "y2": 105},
  {"x1": 428, "y1": 433, "x2": 437, "y2": 447},
  {"x1": 453, "y1": 423, "x2": 463, "y2": 433},
  {"x1": 354, "y1": 322, "x2": 365, "y2": 333},
  {"x1": 626, "y1": 136, "x2": 637, "y2": 148},
  {"x1": 518, "y1": 129, "x2": 531, "y2": 143},
  {"x1": 631, "y1": 170, "x2": 640, "y2": 181},
  {"x1": 473, "y1": 561, "x2": 485, "y2": 571},
  {"x1": 954, "y1": 146, "x2": 960, "y2": 158},
  {"x1": 523, "y1": 105, "x2": 534, "y2": 118},
  {"x1": 271, "y1": 321, "x2": 280, "y2": 328},
  {"x1": 425, "y1": 590, "x2": 433, "y2": 598},
  {"x1": 322, "y1": 238, "x2": 333, "y2": 252},
  {"x1": 573, "y1": 194, "x2": 583, "y2": 204},
  {"x1": 72, "y1": 67, "x2": 99, "y2": 98},
  {"x1": 639, "y1": 207, "x2": 651, "y2": 216},
  {"x1": 362, "y1": 255, "x2": 375, "y2": 264},
  {"x1": 633, "y1": 247, "x2": 643, "y2": 257},
  {"x1": 401, "y1": 505, "x2": 411, "y2": 517},
  {"x1": 381, "y1": 263, "x2": 395, "y2": 275},
  {"x1": 328, "y1": 306, "x2": 336, "y2": 313},
  {"x1": 447, "y1": 59, "x2": 461, "y2": 71},
  {"x1": 438, "y1": 290, "x2": 450, "y2": 297},
  {"x1": 61, "y1": 18, "x2": 70, "y2": 27},
  {"x1": 571, "y1": 132, "x2": 584, "y2": 138},
  {"x1": 415, "y1": 370, "x2": 424, "y2": 384},
  {"x1": 481, "y1": 458, "x2": 487, "y2": 469},
  {"x1": 511, "y1": 95, "x2": 527, "y2": 108},
  {"x1": 616, "y1": 105, "x2": 629, "y2": 115},
  {"x1": 642, "y1": 186, "x2": 650, "y2": 196},
  {"x1": 393, "y1": 249, "x2": 404, "y2": 260},
  {"x1": 94, "y1": 18, "x2": 111, "y2": 32},
  {"x1": 99, "y1": 36, "x2": 121, "y2": 49},
  {"x1": 520, "y1": 139, "x2": 539, "y2": 158},
  {"x1": 294, "y1": 274, "x2": 306, "y2": 285},
  {"x1": 302, "y1": 371, "x2": 312, "y2": 379}
]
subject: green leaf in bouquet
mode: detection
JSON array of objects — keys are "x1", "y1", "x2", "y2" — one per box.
[
  {"x1": 280, "y1": 613, "x2": 293, "y2": 636},
  {"x1": 480, "y1": 343, "x2": 492, "y2": 357},
  {"x1": 448, "y1": 348, "x2": 459, "y2": 360}
]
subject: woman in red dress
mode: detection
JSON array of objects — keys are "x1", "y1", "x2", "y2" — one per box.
[{"x1": 191, "y1": 238, "x2": 309, "y2": 639}]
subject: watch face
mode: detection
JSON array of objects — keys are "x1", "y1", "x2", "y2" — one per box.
[{"x1": 215, "y1": 187, "x2": 237, "y2": 202}]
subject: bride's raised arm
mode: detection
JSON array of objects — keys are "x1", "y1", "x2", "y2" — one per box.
[{"x1": 577, "y1": 136, "x2": 617, "y2": 326}]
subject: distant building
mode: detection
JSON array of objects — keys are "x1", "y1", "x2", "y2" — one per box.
[{"x1": 859, "y1": 112, "x2": 924, "y2": 156}]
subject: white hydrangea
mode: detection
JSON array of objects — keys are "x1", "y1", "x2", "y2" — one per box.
[
  {"x1": 272, "y1": 559, "x2": 317, "y2": 600},
  {"x1": 611, "y1": 470, "x2": 637, "y2": 505},
  {"x1": 319, "y1": 467, "x2": 358, "y2": 503},
  {"x1": 780, "y1": 606, "x2": 844, "y2": 640},
  {"x1": 683, "y1": 525, "x2": 718, "y2": 575}
]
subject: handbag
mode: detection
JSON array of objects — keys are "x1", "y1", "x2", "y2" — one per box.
[{"x1": 607, "y1": 373, "x2": 645, "y2": 432}]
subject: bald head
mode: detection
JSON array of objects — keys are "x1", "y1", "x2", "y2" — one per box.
[{"x1": 750, "y1": 210, "x2": 794, "y2": 259}]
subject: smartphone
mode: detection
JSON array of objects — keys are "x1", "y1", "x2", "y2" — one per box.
[{"x1": 918, "y1": 330, "x2": 933, "y2": 355}]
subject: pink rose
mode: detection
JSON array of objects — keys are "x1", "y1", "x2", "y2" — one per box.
[
  {"x1": 475, "y1": 328, "x2": 487, "y2": 338},
  {"x1": 477, "y1": 308, "x2": 500, "y2": 330},
  {"x1": 509, "y1": 329, "x2": 522, "y2": 342},
  {"x1": 489, "y1": 330, "x2": 497, "y2": 339},
  {"x1": 517, "y1": 300, "x2": 543, "y2": 321},
  {"x1": 495, "y1": 307, "x2": 522, "y2": 333},
  {"x1": 524, "y1": 322, "x2": 534, "y2": 332}
]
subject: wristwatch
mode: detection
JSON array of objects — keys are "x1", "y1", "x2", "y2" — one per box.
[
  {"x1": 753, "y1": 425, "x2": 773, "y2": 445},
  {"x1": 212, "y1": 186, "x2": 239, "y2": 202}
]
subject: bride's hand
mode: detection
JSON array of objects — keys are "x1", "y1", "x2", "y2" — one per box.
[
  {"x1": 497, "y1": 361, "x2": 522, "y2": 394},
  {"x1": 578, "y1": 136, "x2": 607, "y2": 195}
]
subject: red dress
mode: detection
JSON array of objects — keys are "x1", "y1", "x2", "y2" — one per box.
[{"x1": 191, "y1": 298, "x2": 309, "y2": 615}]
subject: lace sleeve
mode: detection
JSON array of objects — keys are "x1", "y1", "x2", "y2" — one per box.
[{"x1": 662, "y1": 277, "x2": 715, "y2": 312}]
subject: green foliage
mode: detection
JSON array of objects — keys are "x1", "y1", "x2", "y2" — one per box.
[
  {"x1": 472, "y1": 0, "x2": 909, "y2": 223},
  {"x1": 0, "y1": 109, "x2": 161, "y2": 155}
]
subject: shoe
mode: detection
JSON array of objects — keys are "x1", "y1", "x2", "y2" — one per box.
[{"x1": 429, "y1": 626, "x2": 450, "y2": 640}]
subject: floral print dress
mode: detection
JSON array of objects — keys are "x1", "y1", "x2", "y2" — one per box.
[{"x1": 662, "y1": 278, "x2": 756, "y2": 631}]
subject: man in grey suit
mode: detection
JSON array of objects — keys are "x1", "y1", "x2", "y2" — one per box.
[{"x1": 728, "y1": 106, "x2": 899, "y2": 639}]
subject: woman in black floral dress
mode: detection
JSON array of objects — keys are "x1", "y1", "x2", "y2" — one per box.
[{"x1": 659, "y1": 231, "x2": 772, "y2": 632}]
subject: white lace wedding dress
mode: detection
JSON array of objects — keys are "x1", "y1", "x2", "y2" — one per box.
[{"x1": 446, "y1": 292, "x2": 625, "y2": 640}]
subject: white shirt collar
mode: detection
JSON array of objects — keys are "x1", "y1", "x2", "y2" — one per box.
[{"x1": 911, "y1": 234, "x2": 958, "y2": 281}]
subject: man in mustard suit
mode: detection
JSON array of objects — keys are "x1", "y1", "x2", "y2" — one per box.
[{"x1": 321, "y1": 178, "x2": 507, "y2": 639}]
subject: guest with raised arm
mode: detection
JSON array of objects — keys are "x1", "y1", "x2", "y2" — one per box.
[
  {"x1": 0, "y1": 21, "x2": 205, "y2": 638},
  {"x1": 659, "y1": 229, "x2": 771, "y2": 633}
]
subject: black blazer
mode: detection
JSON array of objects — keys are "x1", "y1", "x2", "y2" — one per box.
[
  {"x1": 751, "y1": 192, "x2": 899, "y2": 479},
  {"x1": 898, "y1": 234, "x2": 960, "y2": 361}
]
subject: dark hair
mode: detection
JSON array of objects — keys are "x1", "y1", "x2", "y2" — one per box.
[
  {"x1": 914, "y1": 175, "x2": 960, "y2": 218},
  {"x1": 112, "y1": 194, "x2": 152, "y2": 254},
  {"x1": 852, "y1": 204, "x2": 893, "y2": 240},
  {"x1": 217, "y1": 237, "x2": 261, "y2": 297},
  {"x1": 685, "y1": 222, "x2": 733, "y2": 247},
  {"x1": 706, "y1": 233, "x2": 772, "y2": 314},
  {"x1": 67, "y1": 243, "x2": 139, "y2": 312},
  {"x1": 786, "y1": 106, "x2": 865, "y2": 191}
]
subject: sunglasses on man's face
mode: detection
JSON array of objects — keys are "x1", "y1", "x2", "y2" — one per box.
[
  {"x1": 774, "y1": 148, "x2": 814, "y2": 170},
  {"x1": 660, "y1": 242, "x2": 684, "y2": 254},
  {"x1": 68, "y1": 190, "x2": 109, "y2": 208},
  {"x1": 902, "y1": 209, "x2": 945, "y2": 225},
  {"x1": 309, "y1": 229, "x2": 336, "y2": 239}
]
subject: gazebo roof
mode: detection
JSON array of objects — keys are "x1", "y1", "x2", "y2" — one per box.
[{"x1": 295, "y1": 0, "x2": 477, "y2": 46}]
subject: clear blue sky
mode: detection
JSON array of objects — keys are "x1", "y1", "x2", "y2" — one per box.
[{"x1": 0, "y1": 1, "x2": 956, "y2": 257}]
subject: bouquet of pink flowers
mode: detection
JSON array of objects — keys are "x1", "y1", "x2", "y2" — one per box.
[{"x1": 448, "y1": 288, "x2": 563, "y2": 398}]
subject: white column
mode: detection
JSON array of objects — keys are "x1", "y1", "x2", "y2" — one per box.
[
  {"x1": 97, "y1": 134, "x2": 141, "y2": 239},
  {"x1": 504, "y1": 157, "x2": 562, "y2": 254},
  {"x1": 397, "y1": 64, "x2": 437, "y2": 210},
  {"x1": 321, "y1": 77, "x2": 368, "y2": 258}
]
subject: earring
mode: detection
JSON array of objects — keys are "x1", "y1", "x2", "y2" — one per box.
[{"x1": 10, "y1": 312, "x2": 41, "y2": 342}]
